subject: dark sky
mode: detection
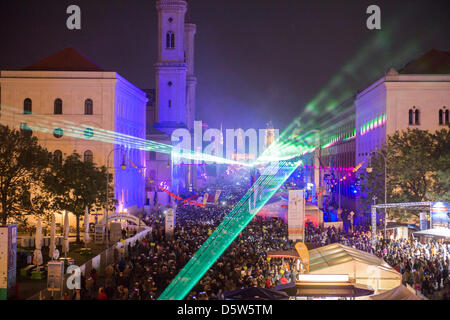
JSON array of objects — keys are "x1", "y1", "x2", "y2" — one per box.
[{"x1": 1, "y1": 0, "x2": 449, "y2": 131}]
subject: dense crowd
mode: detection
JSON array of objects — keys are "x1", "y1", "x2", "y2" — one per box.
[
  {"x1": 60, "y1": 181, "x2": 449, "y2": 300},
  {"x1": 305, "y1": 223, "x2": 450, "y2": 299}
]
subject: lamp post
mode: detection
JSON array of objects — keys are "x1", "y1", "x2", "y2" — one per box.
[
  {"x1": 367, "y1": 150, "x2": 387, "y2": 239},
  {"x1": 105, "y1": 148, "x2": 126, "y2": 249}
]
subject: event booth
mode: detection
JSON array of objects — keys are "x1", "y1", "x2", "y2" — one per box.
[
  {"x1": 269, "y1": 243, "x2": 402, "y2": 298},
  {"x1": 307, "y1": 244, "x2": 402, "y2": 294},
  {"x1": 256, "y1": 191, "x2": 323, "y2": 226}
]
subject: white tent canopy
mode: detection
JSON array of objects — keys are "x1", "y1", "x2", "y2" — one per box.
[
  {"x1": 368, "y1": 285, "x2": 423, "y2": 300},
  {"x1": 308, "y1": 243, "x2": 402, "y2": 294},
  {"x1": 413, "y1": 228, "x2": 450, "y2": 239},
  {"x1": 49, "y1": 214, "x2": 56, "y2": 259}
]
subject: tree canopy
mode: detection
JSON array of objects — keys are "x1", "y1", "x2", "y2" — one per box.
[
  {"x1": 360, "y1": 127, "x2": 450, "y2": 221},
  {"x1": 43, "y1": 153, "x2": 114, "y2": 243},
  {"x1": 0, "y1": 125, "x2": 51, "y2": 225}
]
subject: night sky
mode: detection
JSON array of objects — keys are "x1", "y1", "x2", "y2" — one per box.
[{"x1": 1, "y1": 0, "x2": 449, "y2": 131}]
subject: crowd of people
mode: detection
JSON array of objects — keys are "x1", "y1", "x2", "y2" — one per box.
[
  {"x1": 305, "y1": 223, "x2": 450, "y2": 299},
  {"x1": 58, "y1": 180, "x2": 449, "y2": 300}
]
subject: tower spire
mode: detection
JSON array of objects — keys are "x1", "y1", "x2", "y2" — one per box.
[{"x1": 154, "y1": 0, "x2": 188, "y2": 134}]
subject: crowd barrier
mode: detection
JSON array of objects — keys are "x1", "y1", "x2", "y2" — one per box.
[{"x1": 26, "y1": 228, "x2": 151, "y2": 300}]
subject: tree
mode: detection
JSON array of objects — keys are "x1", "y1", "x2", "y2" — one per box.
[
  {"x1": 360, "y1": 127, "x2": 450, "y2": 221},
  {"x1": 0, "y1": 125, "x2": 51, "y2": 225},
  {"x1": 43, "y1": 153, "x2": 115, "y2": 243},
  {"x1": 427, "y1": 128, "x2": 450, "y2": 202}
]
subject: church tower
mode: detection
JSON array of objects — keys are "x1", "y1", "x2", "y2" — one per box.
[
  {"x1": 155, "y1": 0, "x2": 189, "y2": 134},
  {"x1": 184, "y1": 3, "x2": 197, "y2": 131}
]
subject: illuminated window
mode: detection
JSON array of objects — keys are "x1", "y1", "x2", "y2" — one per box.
[
  {"x1": 24, "y1": 98, "x2": 32, "y2": 114},
  {"x1": 54, "y1": 99, "x2": 62, "y2": 115},
  {"x1": 85, "y1": 99, "x2": 93, "y2": 115}
]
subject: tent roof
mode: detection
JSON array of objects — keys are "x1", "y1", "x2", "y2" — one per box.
[
  {"x1": 413, "y1": 228, "x2": 450, "y2": 239},
  {"x1": 369, "y1": 285, "x2": 423, "y2": 300},
  {"x1": 309, "y1": 243, "x2": 396, "y2": 273}
]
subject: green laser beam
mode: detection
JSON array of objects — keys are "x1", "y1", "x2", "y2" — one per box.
[
  {"x1": 158, "y1": 159, "x2": 301, "y2": 300},
  {"x1": 0, "y1": 105, "x2": 250, "y2": 167}
]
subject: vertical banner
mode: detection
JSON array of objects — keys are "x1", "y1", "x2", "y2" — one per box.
[
  {"x1": 419, "y1": 212, "x2": 428, "y2": 230},
  {"x1": 165, "y1": 209, "x2": 176, "y2": 239},
  {"x1": 203, "y1": 193, "x2": 209, "y2": 206},
  {"x1": 371, "y1": 207, "x2": 377, "y2": 247},
  {"x1": 214, "y1": 190, "x2": 221, "y2": 204},
  {"x1": 430, "y1": 202, "x2": 449, "y2": 229},
  {"x1": 94, "y1": 225, "x2": 105, "y2": 244},
  {"x1": 0, "y1": 225, "x2": 17, "y2": 300},
  {"x1": 47, "y1": 261, "x2": 64, "y2": 293},
  {"x1": 295, "y1": 242, "x2": 309, "y2": 272},
  {"x1": 288, "y1": 190, "x2": 305, "y2": 241}
]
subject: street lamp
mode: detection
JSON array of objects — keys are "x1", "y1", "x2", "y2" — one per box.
[
  {"x1": 366, "y1": 150, "x2": 387, "y2": 239},
  {"x1": 105, "y1": 148, "x2": 126, "y2": 249}
]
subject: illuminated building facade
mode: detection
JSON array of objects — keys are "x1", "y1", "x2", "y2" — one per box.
[
  {"x1": 146, "y1": 0, "x2": 198, "y2": 196},
  {"x1": 304, "y1": 49, "x2": 450, "y2": 215},
  {"x1": 0, "y1": 47, "x2": 148, "y2": 213},
  {"x1": 356, "y1": 49, "x2": 450, "y2": 167}
]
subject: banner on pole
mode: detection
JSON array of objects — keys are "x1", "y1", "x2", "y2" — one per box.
[
  {"x1": 0, "y1": 225, "x2": 17, "y2": 300},
  {"x1": 165, "y1": 209, "x2": 176, "y2": 238},
  {"x1": 371, "y1": 207, "x2": 377, "y2": 247},
  {"x1": 288, "y1": 190, "x2": 305, "y2": 241},
  {"x1": 47, "y1": 261, "x2": 64, "y2": 292},
  {"x1": 214, "y1": 190, "x2": 221, "y2": 204}
]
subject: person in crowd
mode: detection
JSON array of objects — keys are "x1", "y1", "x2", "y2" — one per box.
[{"x1": 97, "y1": 287, "x2": 108, "y2": 300}]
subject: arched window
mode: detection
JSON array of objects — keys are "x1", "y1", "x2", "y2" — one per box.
[
  {"x1": 54, "y1": 98, "x2": 62, "y2": 115},
  {"x1": 24, "y1": 98, "x2": 32, "y2": 114},
  {"x1": 85, "y1": 99, "x2": 93, "y2": 115},
  {"x1": 409, "y1": 107, "x2": 420, "y2": 125},
  {"x1": 409, "y1": 109, "x2": 414, "y2": 125},
  {"x1": 441, "y1": 108, "x2": 450, "y2": 125},
  {"x1": 84, "y1": 150, "x2": 93, "y2": 163},
  {"x1": 414, "y1": 109, "x2": 420, "y2": 125},
  {"x1": 166, "y1": 31, "x2": 175, "y2": 49},
  {"x1": 53, "y1": 150, "x2": 63, "y2": 164}
]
